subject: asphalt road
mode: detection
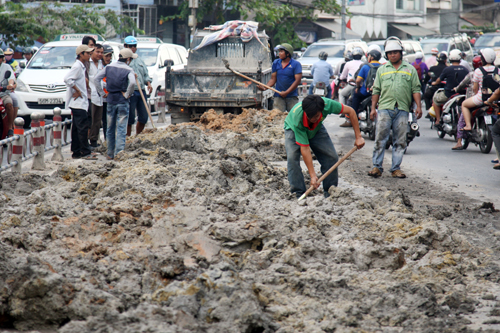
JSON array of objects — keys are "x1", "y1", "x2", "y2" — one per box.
[{"x1": 324, "y1": 113, "x2": 500, "y2": 208}]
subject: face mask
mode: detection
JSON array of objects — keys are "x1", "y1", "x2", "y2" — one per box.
[{"x1": 5, "y1": 55, "x2": 13, "y2": 61}]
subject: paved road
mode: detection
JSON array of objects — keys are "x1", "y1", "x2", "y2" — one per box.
[{"x1": 324, "y1": 113, "x2": 500, "y2": 208}]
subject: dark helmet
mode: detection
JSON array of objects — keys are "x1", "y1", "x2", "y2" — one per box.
[
  {"x1": 345, "y1": 51, "x2": 353, "y2": 61},
  {"x1": 103, "y1": 44, "x2": 114, "y2": 55},
  {"x1": 318, "y1": 51, "x2": 328, "y2": 60},
  {"x1": 23, "y1": 47, "x2": 34, "y2": 54},
  {"x1": 367, "y1": 49, "x2": 382, "y2": 61},
  {"x1": 437, "y1": 51, "x2": 448, "y2": 63},
  {"x1": 472, "y1": 55, "x2": 482, "y2": 69},
  {"x1": 352, "y1": 47, "x2": 363, "y2": 60}
]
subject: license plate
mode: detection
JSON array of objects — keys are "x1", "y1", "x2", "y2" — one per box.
[
  {"x1": 484, "y1": 115, "x2": 492, "y2": 125},
  {"x1": 315, "y1": 89, "x2": 325, "y2": 95},
  {"x1": 408, "y1": 113, "x2": 413, "y2": 122},
  {"x1": 38, "y1": 98, "x2": 63, "y2": 105}
]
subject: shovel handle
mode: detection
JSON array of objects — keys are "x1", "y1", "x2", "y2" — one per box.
[
  {"x1": 298, "y1": 146, "x2": 358, "y2": 201},
  {"x1": 225, "y1": 62, "x2": 281, "y2": 94},
  {"x1": 136, "y1": 78, "x2": 156, "y2": 129}
]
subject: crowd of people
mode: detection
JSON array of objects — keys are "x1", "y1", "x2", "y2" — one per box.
[{"x1": 260, "y1": 36, "x2": 499, "y2": 199}]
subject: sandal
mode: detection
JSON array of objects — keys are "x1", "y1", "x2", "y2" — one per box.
[
  {"x1": 494, "y1": 164, "x2": 500, "y2": 170},
  {"x1": 451, "y1": 146, "x2": 464, "y2": 151},
  {"x1": 81, "y1": 154, "x2": 98, "y2": 160},
  {"x1": 492, "y1": 159, "x2": 499, "y2": 164}
]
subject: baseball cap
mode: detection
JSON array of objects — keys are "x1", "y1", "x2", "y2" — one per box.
[
  {"x1": 76, "y1": 44, "x2": 94, "y2": 55},
  {"x1": 103, "y1": 45, "x2": 114, "y2": 55},
  {"x1": 119, "y1": 48, "x2": 138, "y2": 59}
]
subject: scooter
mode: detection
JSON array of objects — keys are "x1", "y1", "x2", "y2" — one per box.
[
  {"x1": 312, "y1": 81, "x2": 328, "y2": 97},
  {"x1": 385, "y1": 102, "x2": 420, "y2": 153},
  {"x1": 461, "y1": 105, "x2": 496, "y2": 153},
  {"x1": 357, "y1": 95, "x2": 376, "y2": 140},
  {"x1": 0, "y1": 71, "x2": 12, "y2": 141},
  {"x1": 434, "y1": 89, "x2": 466, "y2": 140}
]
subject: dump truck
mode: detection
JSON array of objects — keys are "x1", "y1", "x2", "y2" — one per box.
[{"x1": 164, "y1": 30, "x2": 274, "y2": 124}]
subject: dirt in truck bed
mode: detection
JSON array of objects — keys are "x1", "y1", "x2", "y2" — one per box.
[{"x1": 1, "y1": 108, "x2": 500, "y2": 333}]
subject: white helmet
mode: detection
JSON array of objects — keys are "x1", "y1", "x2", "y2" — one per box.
[
  {"x1": 415, "y1": 51, "x2": 423, "y2": 59},
  {"x1": 449, "y1": 49, "x2": 462, "y2": 61},
  {"x1": 480, "y1": 48, "x2": 496, "y2": 64},
  {"x1": 367, "y1": 44, "x2": 382, "y2": 53},
  {"x1": 384, "y1": 36, "x2": 403, "y2": 53}
]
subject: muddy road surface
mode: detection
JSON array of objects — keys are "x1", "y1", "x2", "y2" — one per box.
[{"x1": 1, "y1": 108, "x2": 500, "y2": 333}]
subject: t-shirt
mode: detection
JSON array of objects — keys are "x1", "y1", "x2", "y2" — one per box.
[
  {"x1": 472, "y1": 65, "x2": 496, "y2": 91},
  {"x1": 284, "y1": 97, "x2": 344, "y2": 146},
  {"x1": 311, "y1": 60, "x2": 333, "y2": 86},
  {"x1": 272, "y1": 58, "x2": 302, "y2": 97},
  {"x1": 357, "y1": 61, "x2": 381, "y2": 95},
  {"x1": 439, "y1": 65, "x2": 469, "y2": 98}
]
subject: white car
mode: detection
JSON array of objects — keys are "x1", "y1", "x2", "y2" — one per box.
[
  {"x1": 133, "y1": 37, "x2": 188, "y2": 111},
  {"x1": 15, "y1": 34, "x2": 119, "y2": 121}
]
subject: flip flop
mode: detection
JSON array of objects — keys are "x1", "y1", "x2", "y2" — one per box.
[
  {"x1": 81, "y1": 154, "x2": 98, "y2": 160},
  {"x1": 492, "y1": 159, "x2": 499, "y2": 163},
  {"x1": 494, "y1": 164, "x2": 500, "y2": 170},
  {"x1": 451, "y1": 146, "x2": 464, "y2": 151}
]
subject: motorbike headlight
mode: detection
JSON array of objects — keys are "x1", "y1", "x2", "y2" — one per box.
[
  {"x1": 358, "y1": 111, "x2": 367, "y2": 120},
  {"x1": 16, "y1": 79, "x2": 29, "y2": 92}
]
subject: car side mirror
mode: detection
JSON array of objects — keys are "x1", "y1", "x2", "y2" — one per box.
[
  {"x1": 4, "y1": 71, "x2": 11, "y2": 79},
  {"x1": 20, "y1": 62, "x2": 26, "y2": 69},
  {"x1": 164, "y1": 59, "x2": 174, "y2": 67}
]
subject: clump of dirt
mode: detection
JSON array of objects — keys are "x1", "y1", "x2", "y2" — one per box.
[
  {"x1": 197, "y1": 108, "x2": 285, "y2": 133},
  {"x1": 1, "y1": 110, "x2": 500, "y2": 333}
]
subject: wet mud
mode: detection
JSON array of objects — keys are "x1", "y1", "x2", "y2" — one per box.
[{"x1": 1, "y1": 109, "x2": 500, "y2": 333}]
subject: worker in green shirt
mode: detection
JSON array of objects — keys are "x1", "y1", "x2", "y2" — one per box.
[
  {"x1": 368, "y1": 37, "x2": 422, "y2": 179},
  {"x1": 285, "y1": 95, "x2": 365, "y2": 198}
]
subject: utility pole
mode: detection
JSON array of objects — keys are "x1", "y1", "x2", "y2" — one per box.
[
  {"x1": 341, "y1": 0, "x2": 346, "y2": 40},
  {"x1": 188, "y1": 0, "x2": 198, "y2": 46}
]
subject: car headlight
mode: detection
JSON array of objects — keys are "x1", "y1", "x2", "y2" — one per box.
[{"x1": 16, "y1": 79, "x2": 29, "y2": 92}]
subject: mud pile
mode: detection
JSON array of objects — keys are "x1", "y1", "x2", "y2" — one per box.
[{"x1": 1, "y1": 109, "x2": 500, "y2": 332}]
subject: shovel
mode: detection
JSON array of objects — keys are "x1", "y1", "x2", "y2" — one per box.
[
  {"x1": 298, "y1": 146, "x2": 358, "y2": 201},
  {"x1": 222, "y1": 58, "x2": 281, "y2": 94},
  {"x1": 136, "y1": 78, "x2": 156, "y2": 129}
]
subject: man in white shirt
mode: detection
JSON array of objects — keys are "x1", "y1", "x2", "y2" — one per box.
[
  {"x1": 89, "y1": 44, "x2": 104, "y2": 148},
  {"x1": 339, "y1": 47, "x2": 363, "y2": 127},
  {"x1": 64, "y1": 44, "x2": 95, "y2": 160}
]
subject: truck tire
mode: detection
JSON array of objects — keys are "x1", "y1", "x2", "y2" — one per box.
[{"x1": 171, "y1": 112, "x2": 190, "y2": 125}]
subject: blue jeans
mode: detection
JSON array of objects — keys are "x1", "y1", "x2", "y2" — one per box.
[
  {"x1": 372, "y1": 108, "x2": 408, "y2": 173},
  {"x1": 128, "y1": 90, "x2": 148, "y2": 125},
  {"x1": 308, "y1": 84, "x2": 332, "y2": 99},
  {"x1": 107, "y1": 103, "x2": 129, "y2": 158},
  {"x1": 285, "y1": 126, "x2": 339, "y2": 198},
  {"x1": 351, "y1": 90, "x2": 369, "y2": 114}
]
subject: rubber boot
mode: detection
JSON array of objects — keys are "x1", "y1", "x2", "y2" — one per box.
[
  {"x1": 127, "y1": 125, "x2": 132, "y2": 136},
  {"x1": 136, "y1": 122, "x2": 145, "y2": 135}
]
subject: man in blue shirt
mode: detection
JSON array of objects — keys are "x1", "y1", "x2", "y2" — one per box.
[
  {"x1": 352, "y1": 49, "x2": 382, "y2": 114},
  {"x1": 308, "y1": 51, "x2": 333, "y2": 98},
  {"x1": 259, "y1": 43, "x2": 302, "y2": 112}
]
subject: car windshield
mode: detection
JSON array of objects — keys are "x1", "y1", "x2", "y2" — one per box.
[
  {"x1": 475, "y1": 35, "x2": 500, "y2": 48},
  {"x1": 28, "y1": 46, "x2": 76, "y2": 69},
  {"x1": 302, "y1": 45, "x2": 345, "y2": 58},
  {"x1": 420, "y1": 42, "x2": 448, "y2": 54},
  {"x1": 135, "y1": 48, "x2": 158, "y2": 66}
]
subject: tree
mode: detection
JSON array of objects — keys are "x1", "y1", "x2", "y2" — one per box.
[
  {"x1": 0, "y1": 1, "x2": 142, "y2": 47},
  {"x1": 162, "y1": 0, "x2": 341, "y2": 49}
]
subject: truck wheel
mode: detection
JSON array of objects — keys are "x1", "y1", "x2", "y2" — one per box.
[{"x1": 171, "y1": 112, "x2": 190, "y2": 125}]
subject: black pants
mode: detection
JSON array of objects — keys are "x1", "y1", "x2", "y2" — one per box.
[
  {"x1": 70, "y1": 107, "x2": 91, "y2": 158},
  {"x1": 424, "y1": 85, "x2": 437, "y2": 110},
  {"x1": 102, "y1": 102, "x2": 107, "y2": 140}
]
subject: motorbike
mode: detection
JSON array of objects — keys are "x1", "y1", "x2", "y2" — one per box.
[
  {"x1": 433, "y1": 88, "x2": 466, "y2": 140},
  {"x1": 357, "y1": 95, "x2": 376, "y2": 140},
  {"x1": 385, "y1": 103, "x2": 420, "y2": 153},
  {"x1": 460, "y1": 105, "x2": 497, "y2": 153},
  {"x1": 0, "y1": 71, "x2": 12, "y2": 141},
  {"x1": 312, "y1": 81, "x2": 328, "y2": 97}
]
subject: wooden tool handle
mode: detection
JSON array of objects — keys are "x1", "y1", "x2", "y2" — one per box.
[
  {"x1": 234, "y1": 71, "x2": 281, "y2": 94},
  {"x1": 136, "y1": 78, "x2": 156, "y2": 129},
  {"x1": 298, "y1": 146, "x2": 358, "y2": 201}
]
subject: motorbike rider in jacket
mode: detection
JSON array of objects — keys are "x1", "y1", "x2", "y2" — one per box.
[
  {"x1": 423, "y1": 52, "x2": 448, "y2": 114},
  {"x1": 352, "y1": 49, "x2": 382, "y2": 114}
]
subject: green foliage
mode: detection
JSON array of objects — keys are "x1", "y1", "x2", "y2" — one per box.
[
  {"x1": 0, "y1": 1, "x2": 142, "y2": 47},
  {"x1": 161, "y1": 0, "x2": 341, "y2": 49},
  {"x1": 461, "y1": 23, "x2": 497, "y2": 34}
]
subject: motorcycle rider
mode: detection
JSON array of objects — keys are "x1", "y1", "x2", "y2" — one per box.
[
  {"x1": 0, "y1": 49, "x2": 16, "y2": 137},
  {"x1": 423, "y1": 51, "x2": 448, "y2": 113},
  {"x1": 333, "y1": 51, "x2": 352, "y2": 100},
  {"x1": 484, "y1": 89, "x2": 500, "y2": 169},
  {"x1": 339, "y1": 47, "x2": 364, "y2": 127},
  {"x1": 308, "y1": 51, "x2": 333, "y2": 98},
  {"x1": 431, "y1": 49, "x2": 468, "y2": 128},
  {"x1": 411, "y1": 52, "x2": 428, "y2": 93},
  {"x1": 425, "y1": 47, "x2": 439, "y2": 68},
  {"x1": 461, "y1": 48, "x2": 497, "y2": 132},
  {"x1": 451, "y1": 56, "x2": 484, "y2": 150},
  {"x1": 3, "y1": 48, "x2": 20, "y2": 77},
  {"x1": 352, "y1": 49, "x2": 382, "y2": 114},
  {"x1": 368, "y1": 36, "x2": 422, "y2": 179},
  {"x1": 460, "y1": 51, "x2": 472, "y2": 72}
]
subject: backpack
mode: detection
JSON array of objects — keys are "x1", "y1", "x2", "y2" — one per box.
[
  {"x1": 480, "y1": 67, "x2": 500, "y2": 101},
  {"x1": 412, "y1": 62, "x2": 422, "y2": 80},
  {"x1": 365, "y1": 63, "x2": 379, "y2": 91},
  {"x1": 353, "y1": 63, "x2": 364, "y2": 82}
]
